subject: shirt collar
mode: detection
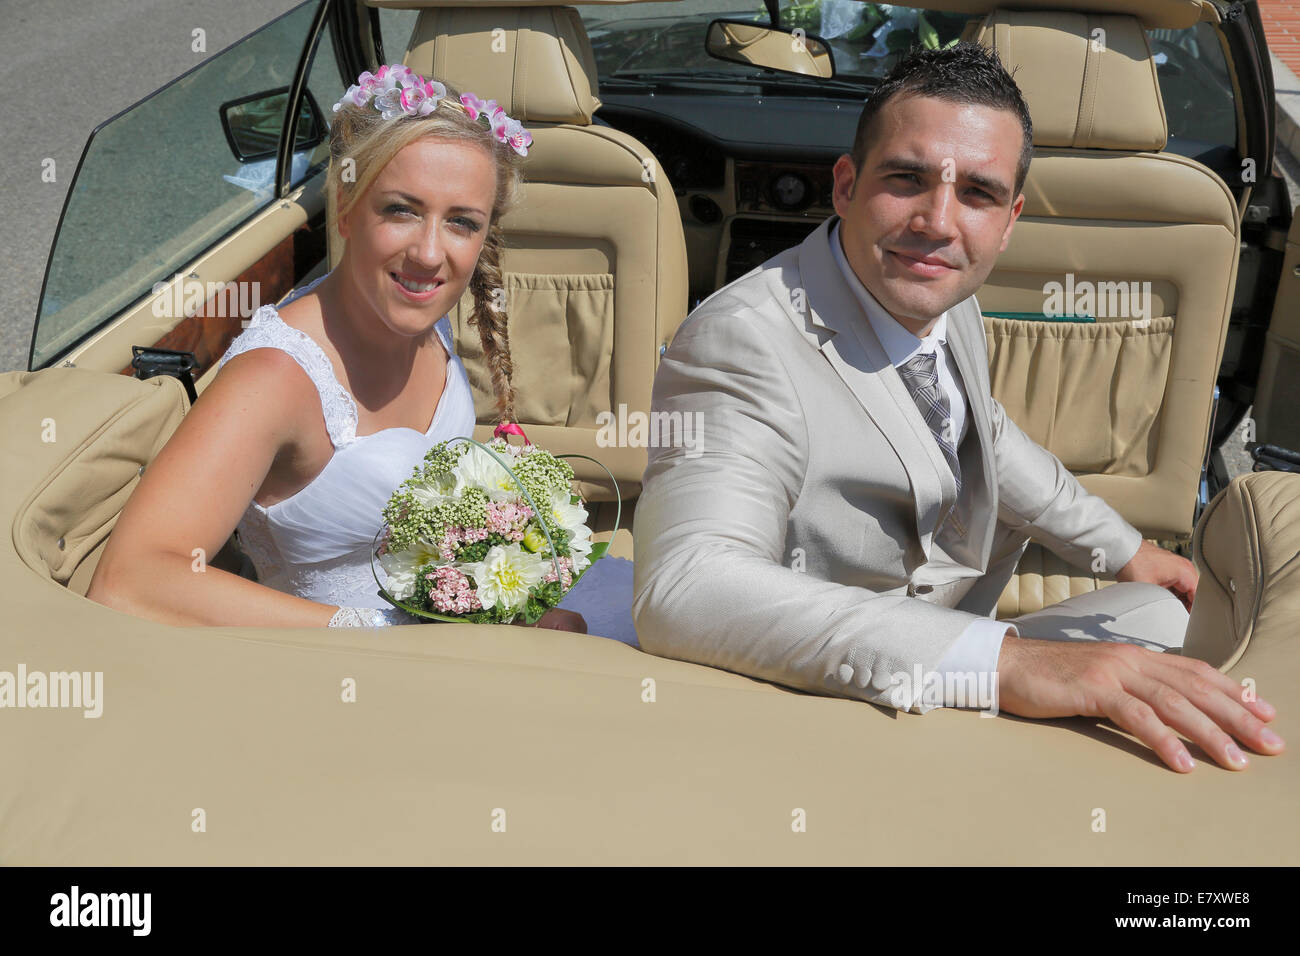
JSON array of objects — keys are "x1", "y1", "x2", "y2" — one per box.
[{"x1": 829, "y1": 218, "x2": 947, "y2": 367}]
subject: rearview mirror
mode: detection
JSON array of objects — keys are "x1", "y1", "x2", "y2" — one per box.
[
  {"x1": 705, "y1": 19, "x2": 835, "y2": 79},
  {"x1": 220, "y1": 87, "x2": 326, "y2": 163}
]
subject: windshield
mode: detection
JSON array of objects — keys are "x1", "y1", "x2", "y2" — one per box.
[{"x1": 580, "y1": 0, "x2": 974, "y2": 88}]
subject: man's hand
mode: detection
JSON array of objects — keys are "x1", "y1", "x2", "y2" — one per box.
[
  {"x1": 1116, "y1": 540, "x2": 1197, "y2": 610},
  {"x1": 997, "y1": 633, "x2": 1284, "y2": 772}
]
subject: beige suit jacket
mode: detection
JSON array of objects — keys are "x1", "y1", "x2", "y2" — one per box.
[{"x1": 632, "y1": 215, "x2": 1143, "y2": 706}]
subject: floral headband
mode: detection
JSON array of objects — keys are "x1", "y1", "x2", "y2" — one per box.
[{"x1": 332, "y1": 64, "x2": 533, "y2": 157}]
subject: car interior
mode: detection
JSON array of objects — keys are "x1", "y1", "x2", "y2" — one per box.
[
  {"x1": 12, "y1": 0, "x2": 1276, "y2": 614},
  {"x1": 4, "y1": 0, "x2": 1299, "y2": 864}
]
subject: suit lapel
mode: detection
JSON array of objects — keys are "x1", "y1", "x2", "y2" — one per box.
[{"x1": 788, "y1": 217, "x2": 948, "y2": 556}]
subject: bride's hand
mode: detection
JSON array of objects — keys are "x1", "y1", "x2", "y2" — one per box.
[{"x1": 515, "y1": 608, "x2": 587, "y2": 632}]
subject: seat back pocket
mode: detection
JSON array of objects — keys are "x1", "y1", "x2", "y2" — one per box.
[
  {"x1": 455, "y1": 271, "x2": 615, "y2": 428},
  {"x1": 984, "y1": 314, "x2": 1175, "y2": 476}
]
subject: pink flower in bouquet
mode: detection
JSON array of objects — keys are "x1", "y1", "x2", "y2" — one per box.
[
  {"x1": 438, "y1": 525, "x2": 489, "y2": 561},
  {"x1": 485, "y1": 501, "x2": 534, "y2": 541},
  {"x1": 427, "y1": 567, "x2": 482, "y2": 614},
  {"x1": 542, "y1": 555, "x2": 574, "y2": 589}
]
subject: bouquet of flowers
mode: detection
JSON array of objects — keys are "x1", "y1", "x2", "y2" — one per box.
[{"x1": 372, "y1": 436, "x2": 612, "y2": 624}]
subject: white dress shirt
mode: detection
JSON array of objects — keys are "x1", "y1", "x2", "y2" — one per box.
[{"x1": 829, "y1": 220, "x2": 1014, "y2": 712}]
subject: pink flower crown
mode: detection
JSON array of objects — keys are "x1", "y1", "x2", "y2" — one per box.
[{"x1": 332, "y1": 64, "x2": 533, "y2": 157}]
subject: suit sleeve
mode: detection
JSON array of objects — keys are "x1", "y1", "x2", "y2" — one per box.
[
  {"x1": 632, "y1": 305, "x2": 1003, "y2": 711},
  {"x1": 987, "y1": 395, "x2": 1143, "y2": 576}
]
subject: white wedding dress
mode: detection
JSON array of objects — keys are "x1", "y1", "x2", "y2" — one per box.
[
  {"x1": 216, "y1": 273, "x2": 640, "y2": 643},
  {"x1": 217, "y1": 274, "x2": 476, "y2": 611}
]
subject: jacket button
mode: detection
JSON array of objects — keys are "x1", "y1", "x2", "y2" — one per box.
[{"x1": 915, "y1": 584, "x2": 933, "y2": 595}]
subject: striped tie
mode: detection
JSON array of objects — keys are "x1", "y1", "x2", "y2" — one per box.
[{"x1": 896, "y1": 350, "x2": 964, "y2": 533}]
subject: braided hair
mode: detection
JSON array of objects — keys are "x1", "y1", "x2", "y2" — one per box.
[{"x1": 466, "y1": 221, "x2": 516, "y2": 423}]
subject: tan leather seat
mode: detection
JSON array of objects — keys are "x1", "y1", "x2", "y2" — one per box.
[
  {"x1": 342, "y1": 2, "x2": 690, "y2": 513},
  {"x1": 965, "y1": 11, "x2": 1240, "y2": 615},
  {"x1": 0, "y1": 368, "x2": 189, "y2": 598},
  {"x1": 1185, "y1": 471, "x2": 1300, "y2": 670}
]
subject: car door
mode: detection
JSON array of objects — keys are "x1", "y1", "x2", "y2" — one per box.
[
  {"x1": 29, "y1": 0, "x2": 347, "y2": 389},
  {"x1": 1123, "y1": 1, "x2": 1290, "y2": 464},
  {"x1": 1253, "y1": 215, "x2": 1300, "y2": 455},
  {"x1": 1232, "y1": 1, "x2": 1300, "y2": 458}
]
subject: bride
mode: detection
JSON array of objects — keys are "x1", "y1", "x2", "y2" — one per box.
[{"x1": 87, "y1": 65, "x2": 585, "y2": 631}]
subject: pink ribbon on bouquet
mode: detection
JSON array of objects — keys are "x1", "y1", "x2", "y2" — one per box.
[{"x1": 493, "y1": 421, "x2": 530, "y2": 443}]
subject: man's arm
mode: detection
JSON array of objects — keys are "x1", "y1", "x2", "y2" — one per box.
[
  {"x1": 633, "y1": 305, "x2": 1002, "y2": 710},
  {"x1": 980, "y1": 393, "x2": 1282, "y2": 770},
  {"x1": 986, "y1": 394, "x2": 1142, "y2": 577}
]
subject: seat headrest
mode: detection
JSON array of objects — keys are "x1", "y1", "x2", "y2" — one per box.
[
  {"x1": 402, "y1": 5, "x2": 601, "y2": 126},
  {"x1": 973, "y1": 10, "x2": 1167, "y2": 151}
]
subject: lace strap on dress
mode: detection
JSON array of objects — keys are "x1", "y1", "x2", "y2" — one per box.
[{"x1": 217, "y1": 305, "x2": 358, "y2": 448}]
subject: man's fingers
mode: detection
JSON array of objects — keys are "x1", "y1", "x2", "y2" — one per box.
[
  {"x1": 1099, "y1": 690, "x2": 1196, "y2": 773},
  {"x1": 1151, "y1": 658, "x2": 1287, "y2": 757},
  {"x1": 1181, "y1": 558, "x2": 1198, "y2": 606},
  {"x1": 1156, "y1": 655, "x2": 1283, "y2": 729},
  {"x1": 1123, "y1": 675, "x2": 1249, "y2": 771}
]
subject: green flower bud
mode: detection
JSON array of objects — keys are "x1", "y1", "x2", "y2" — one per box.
[{"x1": 521, "y1": 525, "x2": 549, "y2": 553}]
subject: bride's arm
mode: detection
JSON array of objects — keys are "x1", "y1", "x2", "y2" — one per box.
[{"x1": 86, "y1": 348, "x2": 346, "y2": 627}]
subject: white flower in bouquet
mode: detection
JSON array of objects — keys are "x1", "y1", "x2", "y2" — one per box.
[
  {"x1": 547, "y1": 487, "x2": 593, "y2": 572},
  {"x1": 377, "y1": 535, "x2": 441, "y2": 600},
  {"x1": 408, "y1": 469, "x2": 457, "y2": 509},
  {"x1": 568, "y1": 529, "x2": 593, "y2": 573},
  {"x1": 461, "y1": 543, "x2": 550, "y2": 611},
  {"x1": 451, "y1": 442, "x2": 521, "y2": 499}
]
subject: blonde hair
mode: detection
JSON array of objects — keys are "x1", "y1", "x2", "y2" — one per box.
[{"x1": 326, "y1": 79, "x2": 525, "y2": 423}]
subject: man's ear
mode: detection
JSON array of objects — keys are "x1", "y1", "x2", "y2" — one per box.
[
  {"x1": 999, "y1": 193, "x2": 1026, "y2": 253},
  {"x1": 831, "y1": 154, "x2": 858, "y2": 218}
]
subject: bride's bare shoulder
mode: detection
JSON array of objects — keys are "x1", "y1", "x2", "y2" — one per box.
[
  {"x1": 209, "y1": 294, "x2": 329, "y2": 440},
  {"x1": 272, "y1": 288, "x2": 324, "y2": 337},
  {"x1": 209, "y1": 342, "x2": 320, "y2": 434}
]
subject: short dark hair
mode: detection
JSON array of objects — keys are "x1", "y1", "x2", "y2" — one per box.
[{"x1": 850, "y1": 41, "x2": 1034, "y2": 196}]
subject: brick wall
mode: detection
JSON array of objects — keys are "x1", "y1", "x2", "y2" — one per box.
[{"x1": 1260, "y1": 0, "x2": 1300, "y2": 76}]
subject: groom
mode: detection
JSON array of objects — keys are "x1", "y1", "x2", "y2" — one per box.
[{"x1": 632, "y1": 43, "x2": 1284, "y2": 772}]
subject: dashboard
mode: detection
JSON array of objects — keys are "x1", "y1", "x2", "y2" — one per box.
[
  {"x1": 735, "y1": 161, "x2": 834, "y2": 215},
  {"x1": 597, "y1": 93, "x2": 858, "y2": 301}
]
